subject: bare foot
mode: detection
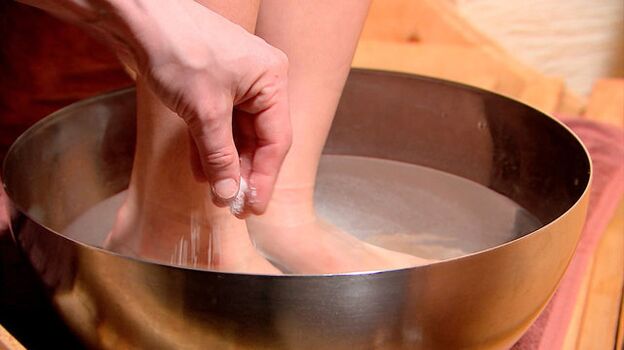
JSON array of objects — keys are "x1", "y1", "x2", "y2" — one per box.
[
  {"x1": 104, "y1": 196, "x2": 278, "y2": 273},
  {"x1": 103, "y1": 79, "x2": 279, "y2": 274},
  {"x1": 246, "y1": 186, "x2": 434, "y2": 274}
]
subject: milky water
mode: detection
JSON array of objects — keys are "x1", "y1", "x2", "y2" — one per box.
[
  {"x1": 315, "y1": 156, "x2": 541, "y2": 259},
  {"x1": 63, "y1": 155, "x2": 541, "y2": 263}
]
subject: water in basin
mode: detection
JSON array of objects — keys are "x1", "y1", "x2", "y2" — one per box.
[{"x1": 63, "y1": 155, "x2": 541, "y2": 263}]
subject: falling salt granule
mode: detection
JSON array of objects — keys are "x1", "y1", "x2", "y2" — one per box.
[
  {"x1": 169, "y1": 211, "x2": 202, "y2": 267},
  {"x1": 229, "y1": 177, "x2": 251, "y2": 215}
]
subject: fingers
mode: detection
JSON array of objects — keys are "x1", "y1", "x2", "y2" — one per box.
[
  {"x1": 188, "y1": 130, "x2": 208, "y2": 183},
  {"x1": 152, "y1": 37, "x2": 290, "y2": 215},
  {"x1": 185, "y1": 101, "x2": 242, "y2": 204},
  {"x1": 240, "y1": 93, "x2": 291, "y2": 215},
  {"x1": 231, "y1": 51, "x2": 291, "y2": 215}
]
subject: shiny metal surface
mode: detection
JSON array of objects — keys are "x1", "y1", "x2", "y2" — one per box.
[{"x1": 2, "y1": 70, "x2": 591, "y2": 349}]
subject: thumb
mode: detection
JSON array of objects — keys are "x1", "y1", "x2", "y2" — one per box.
[{"x1": 186, "y1": 103, "x2": 241, "y2": 203}]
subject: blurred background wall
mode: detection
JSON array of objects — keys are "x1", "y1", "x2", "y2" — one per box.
[{"x1": 454, "y1": 0, "x2": 624, "y2": 96}]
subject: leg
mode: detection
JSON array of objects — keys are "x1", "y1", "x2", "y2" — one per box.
[
  {"x1": 104, "y1": 0, "x2": 278, "y2": 274},
  {"x1": 249, "y1": 1, "x2": 433, "y2": 273}
]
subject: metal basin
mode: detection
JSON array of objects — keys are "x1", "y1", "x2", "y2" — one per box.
[{"x1": 2, "y1": 69, "x2": 591, "y2": 349}]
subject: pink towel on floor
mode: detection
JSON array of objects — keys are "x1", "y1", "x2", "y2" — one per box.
[{"x1": 513, "y1": 118, "x2": 624, "y2": 349}]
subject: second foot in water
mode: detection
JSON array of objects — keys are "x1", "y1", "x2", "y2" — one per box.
[
  {"x1": 103, "y1": 199, "x2": 281, "y2": 274},
  {"x1": 247, "y1": 213, "x2": 435, "y2": 274}
]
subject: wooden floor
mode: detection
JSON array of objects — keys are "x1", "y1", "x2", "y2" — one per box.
[
  {"x1": 564, "y1": 200, "x2": 624, "y2": 349},
  {"x1": 567, "y1": 81, "x2": 624, "y2": 350}
]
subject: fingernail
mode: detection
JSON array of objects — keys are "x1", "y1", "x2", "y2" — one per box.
[{"x1": 213, "y1": 178, "x2": 239, "y2": 200}]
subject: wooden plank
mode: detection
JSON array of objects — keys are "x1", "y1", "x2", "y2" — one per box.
[
  {"x1": 362, "y1": 0, "x2": 500, "y2": 47},
  {"x1": 363, "y1": 0, "x2": 545, "y2": 86},
  {"x1": 360, "y1": 0, "x2": 585, "y2": 115},
  {"x1": 353, "y1": 40, "x2": 519, "y2": 94},
  {"x1": 585, "y1": 79, "x2": 624, "y2": 127},
  {"x1": 360, "y1": 0, "x2": 423, "y2": 43},
  {"x1": 561, "y1": 255, "x2": 596, "y2": 350},
  {"x1": 519, "y1": 77, "x2": 565, "y2": 115},
  {"x1": 0, "y1": 324, "x2": 26, "y2": 350},
  {"x1": 557, "y1": 90, "x2": 587, "y2": 117},
  {"x1": 575, "y1": 200, "x2": 624, "y2": 349}
]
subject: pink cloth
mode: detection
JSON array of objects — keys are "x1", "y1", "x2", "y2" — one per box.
[{"x1": 513, "y1": 118, "x2": 624, "y2": 349}]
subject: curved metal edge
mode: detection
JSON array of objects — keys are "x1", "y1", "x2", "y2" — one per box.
[
  {"x1": 345, "y1": 68, "x2": 594, "y2": 259},
  {"x1": 1, "y1": 70, "x2": 593, "y2": 279},
  {"x1": 1, "y1": 88, "x2": 137, "y2": 247}
]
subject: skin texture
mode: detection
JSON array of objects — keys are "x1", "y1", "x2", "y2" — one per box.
[
  {"x1": 104, "y1": 0, "x2": 280, "y2": 273},
  {"x1": 129, "y1": 0, "x2": 292, "y2": 215},
  {"x1": 19, "y1": 0, "x2": 434, "y2": 273},
  {"x1": 18, "y1": 0, "x2": 292, "y2": 214},
  {"x1": 246, "y1": 1, "x2": 432, "y2": 273}
]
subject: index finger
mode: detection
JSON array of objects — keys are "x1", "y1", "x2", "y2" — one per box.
[{"x1": 245, "y1": 91, "x2": 291, "y2": 215}]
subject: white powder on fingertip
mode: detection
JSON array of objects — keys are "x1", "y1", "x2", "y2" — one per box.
[{"x1": 229, "y1": 177, "x2": 249, "y2": 216}]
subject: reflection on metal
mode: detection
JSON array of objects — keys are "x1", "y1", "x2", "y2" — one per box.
[{"x1": 2, "y1": 70, "x2": 591, "y2": 349}]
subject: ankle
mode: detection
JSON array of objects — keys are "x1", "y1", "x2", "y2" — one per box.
[{"x1": 261, "y1": 182, "x2": 316, "y2": 214}]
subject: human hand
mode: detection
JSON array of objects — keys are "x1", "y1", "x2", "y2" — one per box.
[
  {"x1": 18, "y1": 0, "x2": 291, "y2": 216},
  {"x1": 124, "y1": 1, "x2": 291, "y2": 216}
]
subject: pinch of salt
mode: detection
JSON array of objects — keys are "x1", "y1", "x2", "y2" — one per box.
[{"x1": 229, "y1": 177, "x2": 249, "y2": 215}]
